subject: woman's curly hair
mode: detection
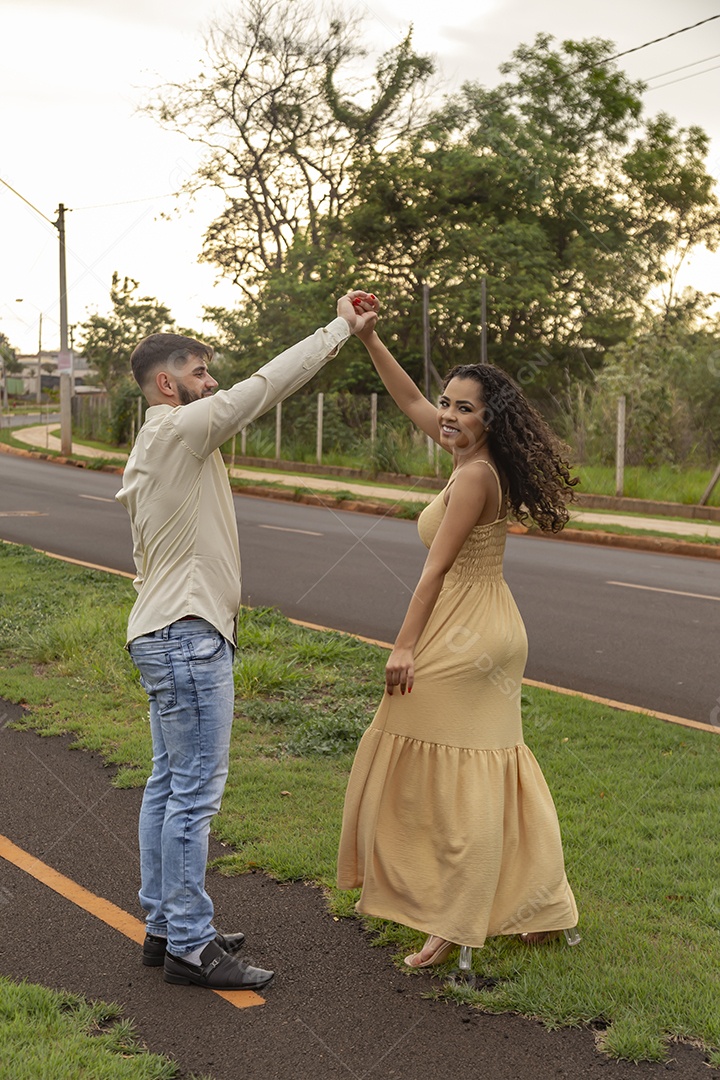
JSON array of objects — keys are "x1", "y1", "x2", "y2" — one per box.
[{"x1": 443, "y1": 364, "x2": 578, "y2": 532}]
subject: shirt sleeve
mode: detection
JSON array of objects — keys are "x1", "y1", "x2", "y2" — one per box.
[{"x1": 169, "y1": 317, "x2": 350, "y2": 459}]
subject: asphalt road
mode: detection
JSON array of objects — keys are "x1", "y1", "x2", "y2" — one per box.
[
  {"x1": 0, "y1": 410, "x2": 60, "y2": 429},
  {"x1": 1, "y1": 453, "x2": 718, "y2": 724}
]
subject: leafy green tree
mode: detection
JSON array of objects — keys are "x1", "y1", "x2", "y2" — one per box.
[
  {"x1": 78, "y1": 273, "x2": 175, "y2": 393},
  {"x1": 160, "y1": 21, "x2": 720, "y2": 474},
  {"x1": 77, "y1": 274, "x2": 180, "y2": 445},
  {"x1": 0, "y1": 332, "x2": 21, "y2": 374},
  {"x1": 146, "y1": 0, "x2": 434, "y2": 297},
  {"x1": 323, "y1": 35, "x2": 720, "y2": 391},
  {"x1": 560, "y1": 290, "x2": 720, "y2": 466}
]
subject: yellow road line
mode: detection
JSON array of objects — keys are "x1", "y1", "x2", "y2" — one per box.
[
  {"x1": 0, "y1": 834, "x2": 265, "y2": 1009},
  {"x1": 521, "y1": 678, "x2": 718, "y2": 735},
  {"x1": 287, "y1": 618, "x2": 718, "y2": 736},
  {"x1": 286, "y1": 615, "x2": 393, "y2": 650},
  {"x1": 2, "y1": 540, "x2": 713, "y2": 736},
  {"x1": 0, "y1": 538, "x2": 135, "y2": 579}
]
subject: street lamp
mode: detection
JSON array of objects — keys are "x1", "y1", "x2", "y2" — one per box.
[{"x1": 15, "y1": 299, "x2": 43, "y2": 405}]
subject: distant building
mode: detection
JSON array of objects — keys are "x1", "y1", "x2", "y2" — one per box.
[{"x1": 15, "y1": 351, "x2": 96, "y2": 396}]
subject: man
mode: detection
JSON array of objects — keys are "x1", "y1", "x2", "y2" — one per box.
[{"x1": 117, "y1": 291, "x2": 378, "y2": 990}]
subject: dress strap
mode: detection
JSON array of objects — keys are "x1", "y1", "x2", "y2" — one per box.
[
  {"x1": 446, "y1": 459, "x2": 505, "y2": 521},
  {"x1": 478, "y1": 459, "x2": 504, "y2": 517}
]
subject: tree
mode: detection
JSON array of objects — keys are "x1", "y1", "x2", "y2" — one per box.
[
  {"x1": 0, "y1": 332, "x2": 21, "y2": 374},
  {"x1": 318, "y1": 34, "x2": 720, "y2": 391},
  {"x1": 158, "y1": 23, "x2": 720, "y2": 410},
  {"x1": 559, "y1": 290, "x2": 720, "y2": 466},
  {"x1": 78, "y1": 273, "x2": 175, "y2": 392},
  {"x1": 146, "y1": 0, "x2": 434, "y2": 296}
]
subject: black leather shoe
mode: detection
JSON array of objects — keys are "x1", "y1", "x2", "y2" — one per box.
[
  {"x1": 164, "y1": 939, "x2": 274, "y2": 990},
  {"x1": 143, "y1": 930, "x2": 246, "y2": 967}
]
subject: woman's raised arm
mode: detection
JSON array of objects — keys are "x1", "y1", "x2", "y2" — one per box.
[{"x1": 359, "y1": 328, "x2": 440, "y2": 443}]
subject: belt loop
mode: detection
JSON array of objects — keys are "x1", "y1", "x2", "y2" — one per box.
[{"x1": 160, "y1": 625, "x2": 171, "y2": 640}]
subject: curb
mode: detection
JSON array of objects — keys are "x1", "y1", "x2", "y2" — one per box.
[
  {"x1": 2, "y1": 441, "x2": 717, "y2": 558},
  {"x1": 525, "y1": 525, "x2": 720, "y2": 561},
  {"x1": 230, "y1": 481, "x2": 421, "y2": 518},
  {"x1": 0, "y1": 441, "x2": 125, "y2": 474}
]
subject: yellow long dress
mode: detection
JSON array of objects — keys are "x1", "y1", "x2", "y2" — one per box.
[{"x1": 337, "y1": 461, "x2": 578, "y2": 948}]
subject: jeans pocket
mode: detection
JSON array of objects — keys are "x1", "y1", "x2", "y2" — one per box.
[
  {"x1": 129, "y1": 647, "x2": 177, "y2": 711},
  {"x1": 186, "y1": 632, "x2": 227, "y2": 664}
]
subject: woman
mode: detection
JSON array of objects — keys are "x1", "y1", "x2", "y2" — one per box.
[{"x1": 337, "y1": 306, "x2": 579, "y2": 968}]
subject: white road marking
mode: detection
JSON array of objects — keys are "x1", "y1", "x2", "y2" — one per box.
[
  {"x1": 78, "y1": 495, "x2": 116, "y2": 503},
  {"x1": 607, "y1": 580, "x2": 720, "y2": 603},
  {"x1": 0, "y1": 511, "x2": 48, "y2": 517},
  {"x1": 258, "y1": 524, "x2": 323, "y2": 536}
]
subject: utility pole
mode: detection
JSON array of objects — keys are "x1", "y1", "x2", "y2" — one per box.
[{"x1": 55, "y1": 203, "x2": 72, "y2": 455}]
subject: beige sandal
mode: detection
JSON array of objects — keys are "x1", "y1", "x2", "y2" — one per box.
[{"x1": 404, "y1": 935, "x2": 456, "y2": 968}]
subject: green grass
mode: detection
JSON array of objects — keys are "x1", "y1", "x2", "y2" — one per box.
[
  {"x1": 0, "y1": 978, "x2": 194, "y2": 1080},
  {"x1": 47, "y1": 427, "x2": 127, "y2": 456},
  {"x1": 1, "y1": 404, "x2": 60, "y2": 416},
  {"x1": 563, "y1": 520, "x2": 720, "y2": 546},
  {"x1": 0, "y1": 428, "x2": 43, "y2": 451},
  {"x1": 1, "y1": 542, "x2": 720, "y2": 1065},
  {"x1": 0, "y1": 426, "x2": 121, "y2": 470},
  {"x1": 228, "y1": 476, "x2": 425, "y2": 518},
  {"x1": 576, "y1": 464, "x2": 720, "y2": 506}
]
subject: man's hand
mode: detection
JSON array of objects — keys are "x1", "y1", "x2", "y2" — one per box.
[{"x1": 338, "y1": 290, "x2": 379, "y2": 336}]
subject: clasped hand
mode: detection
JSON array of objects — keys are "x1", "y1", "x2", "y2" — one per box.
[{"x1": 338, "y1": 290, "x2": 379, "y2": 337}]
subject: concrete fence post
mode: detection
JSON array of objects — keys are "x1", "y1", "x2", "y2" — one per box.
[
  {"x1": 615, "y1": 395, "x2": 626, "y2": 498},
  {"x1": 317, "y1": 393, "x2": 324, "y2": 465}
]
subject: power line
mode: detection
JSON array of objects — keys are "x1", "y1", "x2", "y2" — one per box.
[
  {"x1": 482, "y1": 13, "x2": 720, "y2": 113},
  {"x1": 644, "y1": 51, "x2": 720, "y2": 83},
  {"x1": 645, "y1": 61, "x2": 720, "y2": 92},
  {"x1": 4, "y1": 14, "x2": 720, "y2": 222},
  {"x1": 72, "y1": 191, "x2": 182, "y2": 211},
  {"x1": 600, "y1": 13, "x2": 720, "y2": 68},
  {"x1": 0, "y1": 176, "x2": 55, "y2": 227}
]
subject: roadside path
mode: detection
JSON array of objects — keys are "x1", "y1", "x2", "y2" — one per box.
[
  {"x1": 9, "y1": 423, "x2": 720, "y2": 540},
  {"x1": 0, "y1": 698, "x2": 714, "y2": 1080},
  {"x1": 11, "y1": 423, "x2": 127, "y2": 461},
  {"x1": 228, "y1": 467, "x2": 720, "y2": 539}
]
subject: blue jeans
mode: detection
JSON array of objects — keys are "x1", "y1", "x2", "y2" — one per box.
[{"x1": 128, "y1": 619, "x2": 235, "y2": 957}]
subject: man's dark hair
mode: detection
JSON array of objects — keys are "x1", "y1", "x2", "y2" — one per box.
[{"x1": 131, "y1": 333, "x2": 213, "y2": 389}]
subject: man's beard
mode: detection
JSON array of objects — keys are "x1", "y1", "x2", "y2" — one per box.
[{"x1": 177, "y1": 382, "x2": 201, "y2": 406}]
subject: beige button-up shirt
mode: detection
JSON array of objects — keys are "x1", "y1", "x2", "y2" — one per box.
[{"x1": 116, "y1": 317, "x2": 350, "y2": 644}]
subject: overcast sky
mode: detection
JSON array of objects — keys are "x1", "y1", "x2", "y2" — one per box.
[{"x1": 1, "y1": 0, "x2": 718, "y2": 353}]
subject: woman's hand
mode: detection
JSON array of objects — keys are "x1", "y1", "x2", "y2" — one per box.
[
  {"x1": 385, "y1": 646, "x2": 414, "y2": 695},
  {"x1": 337, "y1": 290, "x2": 379, "y2": 336}
]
